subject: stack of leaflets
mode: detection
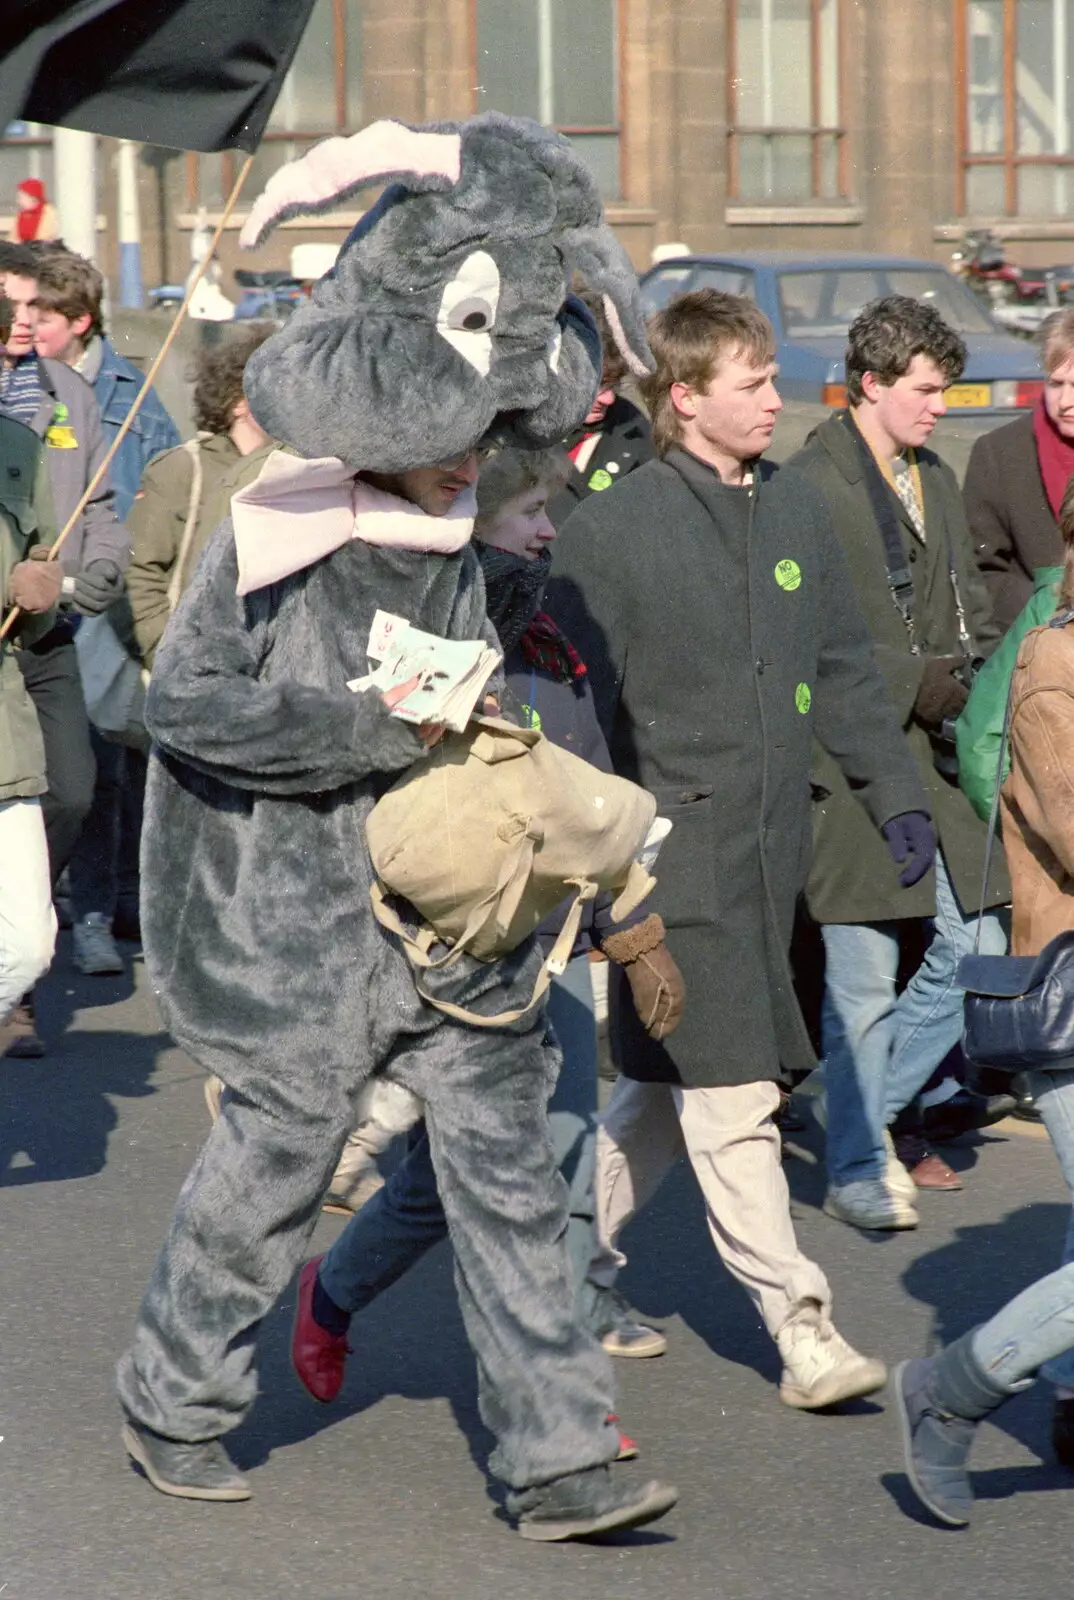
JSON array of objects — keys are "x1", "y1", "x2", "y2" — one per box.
[{"x1": 348, "y1": 610, "x2": 501, "y2": 733}]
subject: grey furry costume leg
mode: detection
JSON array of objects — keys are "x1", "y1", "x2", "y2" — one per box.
[
  {"x1": 117, "y1": 1085, "x2": 351, "y2": 1441},
  {"x1": 386, "y1": 1017, "x2": 617, "y2": 1489},
  {"x1": 117, "y1": 1015, "x2": 616, "y2": 1486}
]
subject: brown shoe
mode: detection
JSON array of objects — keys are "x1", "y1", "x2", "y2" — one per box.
[
  {"x1": 909, "y1": 1154, "x2": 962, "y2": 1190},
  {"x1": 893, "y1": 1133, "x2": 962, "y2": 1190},
  {"x1": 3, "y1": 994, "x2": 45, "y2": 1059}
]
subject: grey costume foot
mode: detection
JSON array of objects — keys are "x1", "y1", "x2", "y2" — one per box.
[
  {"x1": 894, "y1": 1332, "x2": 1012, "y2": 1526},
  {"x1": 122, "y1": 1421, "x2": 252, "y2": 1502},
  {"x1": 509, "y1": 1464, "x2": 678, "y2": 1541}
]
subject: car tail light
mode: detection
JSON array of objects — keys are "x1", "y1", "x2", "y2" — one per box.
[
  {"x1": 821, "y1": 383, "x2": 847, "y2": 408},
  {"x1": 993, "y1": 380, "x2": 1044, "y2": 408}
]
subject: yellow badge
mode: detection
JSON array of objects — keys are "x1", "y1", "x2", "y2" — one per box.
[
  {"x1": 795, "y1": 682, "x2": 812, "y2": 715},
  {"x1": 774, "y1": 559, "x2": 802, "y2": 591},
  {"x1": 46, "y1": 425, "x2": 77, "y2": 449}
]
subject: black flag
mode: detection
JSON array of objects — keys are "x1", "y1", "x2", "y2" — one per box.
[{"x1": 0, "y1": 0, "x2": 320, "y2": 153}]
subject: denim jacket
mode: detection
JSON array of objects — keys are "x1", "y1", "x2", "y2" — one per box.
[{"x1": 91, "y1": 339, "x2": 181, "y2": 523}]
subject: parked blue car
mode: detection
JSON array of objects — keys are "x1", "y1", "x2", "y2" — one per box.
[{"x1": 638, "y1": 252, "x2": 1044, "y2": 414}]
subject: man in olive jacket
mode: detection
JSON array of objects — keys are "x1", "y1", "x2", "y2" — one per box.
[
  {"x1": 126, "y1": 331, "x2": 274, "y2": 669},
  {"x1": 0, "y1": 404, "x2": 59, "y2": 1034},
  {"x1": 549, "y1": 290, "x2": 929, "y2": 1411},
  {"x1": 790, "y1": 296, "x2": 1009, "y2": 1233}
]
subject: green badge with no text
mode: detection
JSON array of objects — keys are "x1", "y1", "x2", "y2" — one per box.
[
  {"x1": 587, "y1": 467, "x2": 614, "y2": 492},
  {"x1": 795, "y1": 682, "x2": 812, "y2": 714},
  {"x1": 775, "y1": 558, "x2": 802, "y2": 591}
]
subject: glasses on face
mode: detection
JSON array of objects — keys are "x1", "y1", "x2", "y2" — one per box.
[{"x1": 438, "y1": 445, "x2": 495, "y2": 471}]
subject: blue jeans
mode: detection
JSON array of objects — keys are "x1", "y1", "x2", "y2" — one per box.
[
  {"x1": 319, "y1": 954, "x2": 599, "y2": 1312},
  {"x1": 973, "y1": 1068, "x2": 1074, "y2": 1391},
  {"x1": 821, "y1": 849, "x2": 1007, "y2": 1188}
]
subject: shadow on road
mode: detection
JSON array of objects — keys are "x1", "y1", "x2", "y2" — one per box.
[
  {"x1": 899, "y1": 1201, "x2": 1070, "y2": 1458},
  {"x1": 0, "y1": 937, "x2": 165, "y2": 1185}
]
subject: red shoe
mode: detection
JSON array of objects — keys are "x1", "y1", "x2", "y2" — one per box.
[
  {"x1": 291, "y1": 1257, "x2": 351, "y2": 1403},
  {"x1": 609, "y1": 1414, "x2": 639, "y2": 1461}
]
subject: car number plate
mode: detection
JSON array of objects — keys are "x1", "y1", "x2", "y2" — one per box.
[{"x1": 945, "y1": 383, "x2": 992, "y2": 408}]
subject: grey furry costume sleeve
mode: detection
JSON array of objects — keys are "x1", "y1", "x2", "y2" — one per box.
[{"x1": 146, "y1": 518, "x2": 426, "y2": 794}]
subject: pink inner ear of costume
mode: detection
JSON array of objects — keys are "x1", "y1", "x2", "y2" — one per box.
[
  {"x1": 601, "y1": 293, "x2": 653, "y2": 380},
  {"x1": 239, "y1": 120, "x2": 463, "y2": 248}
]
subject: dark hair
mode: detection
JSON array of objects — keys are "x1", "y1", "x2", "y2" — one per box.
[
  {"x1": 193, "y1": 328, "x2": 274, "y2": 435},
  {"x1": 0, "y1": 241, "x2": 38, "y2": 280},
  {"x1": 33, "y1": 248, "x2": 105, "y2": 342},
  {"x1": 845, "y1": 295, "x2": 966, "y2": 405},
  {"x1": 640, "y1": 289, "x2": 776, "y2": 455},
  {"x1": 0, "y1": 294, "x2": 12, "y2": 343}
]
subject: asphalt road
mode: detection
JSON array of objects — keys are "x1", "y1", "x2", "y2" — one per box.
[{"x1": 2, "y1": 938, "x2": 1071, "y2": 1600}]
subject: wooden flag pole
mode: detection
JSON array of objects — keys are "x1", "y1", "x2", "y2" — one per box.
[{"x1": 0, "y1": 151, "x2": 256, "y2": 643}]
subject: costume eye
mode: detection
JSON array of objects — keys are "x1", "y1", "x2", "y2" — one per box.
[{"x1": 437, "y1": 250, "x2": 500, "y2": 374}]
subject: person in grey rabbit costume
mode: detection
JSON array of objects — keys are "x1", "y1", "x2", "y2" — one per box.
[{"x1": 116, "y1": 112, "x2": 678, "y2": 1541}]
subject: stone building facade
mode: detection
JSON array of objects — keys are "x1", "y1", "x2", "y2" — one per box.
[{"x1": 3, "y1": 1, "x2": 1074, "y2": 288}]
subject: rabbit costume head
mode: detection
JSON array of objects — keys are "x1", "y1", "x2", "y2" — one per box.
[{"x1": 238, "y1": 113, "x2": 652, "y2": 471}]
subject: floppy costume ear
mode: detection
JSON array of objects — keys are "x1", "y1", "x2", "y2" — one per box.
[
  {"x1": 558, "y1": 225, "x2": 653, "y2": 379},
  {"x1": 238, "y1": 120, "x2": 463, "y2": 248}
]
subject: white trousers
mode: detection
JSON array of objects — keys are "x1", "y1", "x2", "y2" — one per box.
[
  {"x1": 592, "y1": 1077, "x2": 831, "y2": 1337},
  {"x1": 0, "y1": 797, "x2": 55, "y2": 1022}
]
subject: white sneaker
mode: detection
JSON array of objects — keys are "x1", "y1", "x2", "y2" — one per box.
[
  {"x1": 823, "y1": 1178, "x2": 919, "y2": 1231},
  {"x1": 882, "y1": 1129, "x2": 917, "y2": 1202},
  {"x1": 777, "y1": 1309, "x2": 888, "y2": 1409},
  {"x1": 322, "y1": 1128, "x2": 386, "y2": 1216},
  {"x1": 72, "y1": 913, "x2": 123, "y2": 975}
]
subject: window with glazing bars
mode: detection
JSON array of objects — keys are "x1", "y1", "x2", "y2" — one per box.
[
  {"x1": 959, "y1": 0, "x2": 1074, "y2": 217},
  {"x1": 473, "y1": 0, "x2": 621, "y2": 199},
  {"x1": 728, "y1": 0, "x2": 848, "y2": 204}
]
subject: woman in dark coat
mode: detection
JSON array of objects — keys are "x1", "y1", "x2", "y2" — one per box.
[{"x1": 964, "y1": 309, "x2": 1074, "y2": 632}]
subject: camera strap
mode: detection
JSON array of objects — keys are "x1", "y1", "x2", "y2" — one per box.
[{"x1": 841, "y1": 411, "x2": 972, "y2": 656}]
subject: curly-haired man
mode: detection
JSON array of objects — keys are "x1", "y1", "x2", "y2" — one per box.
[{"x1": 791, "y1": 295, "x2": 1011, "y2": 1230}]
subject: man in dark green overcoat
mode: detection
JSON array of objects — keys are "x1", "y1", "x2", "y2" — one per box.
[
  {"x1": 549, "y1": 289, "x2": 929, "y2": 1411},
  {"x1": 790, "y1": 295, "x2": 1010, "y2": 1235}
]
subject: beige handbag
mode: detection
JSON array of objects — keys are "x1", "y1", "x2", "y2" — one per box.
[{"x1": 367, "y1": 715, "x2": 658, "y2": 1026}]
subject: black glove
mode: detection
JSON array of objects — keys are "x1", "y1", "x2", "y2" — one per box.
[
  {"x1": 881, "y1": 810, "x2": 937, "y2": 888},
  {"x1": 912, "y1": 655, "x2": 971, "y2": 731},
  {"x1": 73, "y1": 560, "x2": 124, "y2": 615}
]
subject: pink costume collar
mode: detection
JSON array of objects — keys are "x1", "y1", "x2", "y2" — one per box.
[{"x1": 231, "y1": 450, "x2": 475, "y2": 596}]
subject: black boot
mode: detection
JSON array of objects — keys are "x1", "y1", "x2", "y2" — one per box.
[
  {"x1": 894, "y1": 1331, "x2": 1016, "y2": 1526},
  {"x1": 1052, "y1": 1396, "x2": 1074, "y2": 1468},
  {"x1": 922, "y1": 1088, "x2": 1017, "y2": 1142},
  {"x1": 508, "y1": 1464, "x2": 677, "y2": 1541}
]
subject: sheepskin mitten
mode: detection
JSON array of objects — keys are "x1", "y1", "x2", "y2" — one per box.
[{"x1": 601, "y1": 914, "x2": 685, "y2": 1041}]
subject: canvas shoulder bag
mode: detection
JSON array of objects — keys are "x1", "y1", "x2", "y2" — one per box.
[
  {"x1": 957, "y1": 608, "x2": 1074, "y2": 1073},
  {"x1": 366, "y1": 715, "x2": 659, "y2": 1027}
]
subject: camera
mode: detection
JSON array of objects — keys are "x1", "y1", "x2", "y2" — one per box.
[{"x1": 930, "y1": 654, "x2": 983, "y2": 781}]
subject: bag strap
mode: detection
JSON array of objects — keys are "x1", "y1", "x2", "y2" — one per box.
[
  {"x1": 840, "y1": 411, "x2": 972, "y2": 656},
  {"x1": 167, "y1": 436, "x2": 206, "y2": 613},
  {"x1": 412, "y1": 885, "x2": 594, "y2": 1029},
  {"x1": 370, "y1": 875, "x2": 597, "y2": 1029},
  {"x1": 973, "y1": 605, "x2": 1074, "y2": 951},
  {"x1": 842, "y1": 412, "x2": 918, "y2": 645}
]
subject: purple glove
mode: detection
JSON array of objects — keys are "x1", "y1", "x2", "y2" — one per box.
[{"x1": 881, "y1": 811, "x2": 937, "y2": 889}]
